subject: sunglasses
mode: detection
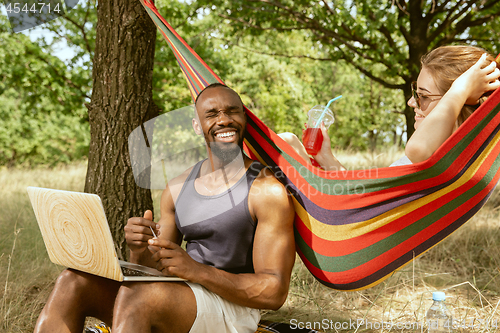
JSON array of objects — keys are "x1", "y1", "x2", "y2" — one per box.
[{"x1": 411, "y1": 81, "x2": 442, "y2": 110}]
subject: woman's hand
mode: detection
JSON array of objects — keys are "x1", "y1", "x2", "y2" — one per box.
[
  {"x1": 451, "y1": 54, "x2": 500, "y2": 105},
  {"x1": 302, "y1": 122, "x2": 345, "y2": 171}
]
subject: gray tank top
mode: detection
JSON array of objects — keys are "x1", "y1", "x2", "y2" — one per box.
[{"x1": 174, "y1": 160, "x2": 265, "y2": 274}]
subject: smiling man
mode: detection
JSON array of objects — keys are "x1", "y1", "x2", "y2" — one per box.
[
  {"x1": 194, "y1": 83, "x2": 246, "y2": 164},
  {"x1": 34, "y1": 83, "x2": 296, "y2": 333}
]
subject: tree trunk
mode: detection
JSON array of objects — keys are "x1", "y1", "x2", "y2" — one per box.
[
  {"x1": 402, "y1": 85, "x2": 415, "y2": 140},
  {"x1": 85, "y1": 0, "x2": 159, "y2": 259},
  {"x1": 404, "y1": 104, "x2": 415, "y2": 140}
]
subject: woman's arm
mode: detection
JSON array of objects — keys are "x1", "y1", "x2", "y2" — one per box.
[{"x1": 406, "y1": 55, "x2": 500, "y2": 163}]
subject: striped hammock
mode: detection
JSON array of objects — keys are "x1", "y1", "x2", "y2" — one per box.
[{"x1": 139, "y1": 0, "x2": 500, "y2": 291}]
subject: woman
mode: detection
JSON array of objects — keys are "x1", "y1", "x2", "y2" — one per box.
[{"x1": 280, "y1": 45, "x2": 500, "y2": 169}]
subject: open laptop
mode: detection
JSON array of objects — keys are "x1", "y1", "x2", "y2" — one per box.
[{"x1": 27, "y1": 186, "x2": 185, "y2": 282}]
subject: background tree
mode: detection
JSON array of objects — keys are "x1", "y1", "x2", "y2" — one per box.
[
  {"x1": 190, "y1": 28, "x2": 405, "y2": 150},
  {"x1": 195, "y1": 0, "x2": 500, "y2": 139},
  {"x1": 0, "y1": 0, "x2": 411, "y2": 260},
  {"x1": 0, "y1": 0, "x2": 157, "y2": 258}
]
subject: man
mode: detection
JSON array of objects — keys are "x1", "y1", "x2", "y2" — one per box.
[{"x1": 34, "y1": 83, "x2": 296, "y2": 333}]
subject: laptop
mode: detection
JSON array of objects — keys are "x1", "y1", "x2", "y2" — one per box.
[{"x1": 27, "y1": 186, "x2": 185, "y2": 282}]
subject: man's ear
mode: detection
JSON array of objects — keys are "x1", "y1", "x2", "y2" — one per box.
[{"x1": 192, "y1": 118, "x2": 202, "y2": 135}]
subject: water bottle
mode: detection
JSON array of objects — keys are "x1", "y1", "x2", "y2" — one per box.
[{"x1": 426, "y1": 292, "x2": 452, "y2": 332}]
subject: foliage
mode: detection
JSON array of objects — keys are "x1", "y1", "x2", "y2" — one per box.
[
  {"x1": 1, "y1": 2, "x2": 93, "y2": 117},
  {"x1": 153, "y1": 2, "x2": 313, "y2": 136},
  {"x1": 0, "y1": 88, "x2": 89, "y2": 166},
  {"x1": 152, "y1": 6, "x2": 404, "y2": 150},
  {"x1": 152, "y1": 0, "x2": 197, "y2": 112},
  {"x1": 193, "y1": 0, "x2": 500, "y2": 138},
  {"x1": 326, "y1": 64, "x2": 405, "y2": 150},
  {"x1": 4, "y1": 0, "x2": 472, "y2": 166},
  {"x1": 224, "y1": 34, "x2": 406, "y2": 149},
  {"x1": 0, "y1": 7, "x2": 92, "y2": 166}
]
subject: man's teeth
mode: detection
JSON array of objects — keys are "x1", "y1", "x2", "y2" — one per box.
[{"x1": 216, "y1": 131, "x2": 236, "y2": 138}]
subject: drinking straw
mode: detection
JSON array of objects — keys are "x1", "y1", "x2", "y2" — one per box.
[
  {"x1": 149, "y1": 226, "x2": 158, "y2": 238},
  {"x1": 314, "y1": 95, "x2": 342, "y2": 128}
]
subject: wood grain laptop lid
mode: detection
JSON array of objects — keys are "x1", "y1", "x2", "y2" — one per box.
[{"x1": 27, "y1": 187, "x2": 124, "y2": 281}]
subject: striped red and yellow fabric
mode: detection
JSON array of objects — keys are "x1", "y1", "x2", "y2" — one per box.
[{"x1": 139, "y1": 0, "x2": 500, "y2": 291}]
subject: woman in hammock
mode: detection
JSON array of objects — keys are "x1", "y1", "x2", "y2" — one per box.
[{"x1": 279, "y1": 45, "x2": 500, "y2": 169}]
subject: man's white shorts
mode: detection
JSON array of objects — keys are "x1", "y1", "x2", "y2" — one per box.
[{"x1": 186, "y1": 282, "x2": 261, "y2": 333}]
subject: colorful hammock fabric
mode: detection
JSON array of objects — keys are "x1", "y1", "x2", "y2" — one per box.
[{"x1": 139, "y1": 0, "x2": 500, "y2": 291}]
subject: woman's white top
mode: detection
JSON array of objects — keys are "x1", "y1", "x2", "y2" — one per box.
[{"x1": 389, "y1": 155, "x2": 412, "y2": 167}]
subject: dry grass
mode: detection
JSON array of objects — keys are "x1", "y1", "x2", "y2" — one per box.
[
  {"x1": 334, "y1": 146, "x2": 406, "y2": 169},
  {"x1": 0, "y1": 163, "x2": 87, "y2": 332},
  {"x1": 264, "y1": 149, "x2": 500, "y2": 332},
  {"x1": 268, "y1": 211, "x2": 500, "y2": 332},
  {"x1": 1, "y1": 153, "x2": 500, "y2": 332}
]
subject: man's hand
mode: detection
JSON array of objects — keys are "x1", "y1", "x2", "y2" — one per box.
[
  {"x1": 125, "y1": 210, "x2": 160, "y2": 259},
  {"x1": 149, "y1": 238, "x2": 203, "y2": 280}
]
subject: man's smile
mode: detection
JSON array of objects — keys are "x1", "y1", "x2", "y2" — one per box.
[{"x1": 213, "y1": 129, "x2": 238, "y2": 143}]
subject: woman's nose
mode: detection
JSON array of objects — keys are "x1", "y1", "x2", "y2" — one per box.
[{"x1": 408, "y1": 96, "x2": 418, "y2": 108}]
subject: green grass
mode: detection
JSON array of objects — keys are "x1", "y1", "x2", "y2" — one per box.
[{"x1": 1, "y1": 155, "x2": 500, "y2": 332}]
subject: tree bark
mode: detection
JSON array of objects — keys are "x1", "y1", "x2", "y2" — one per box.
[
  {"x1": 85, "y1": 0, "x2": 159, "y2": 259},
  {"x1": 403, "y1": 87, "x2": 416, "y2": 139}
]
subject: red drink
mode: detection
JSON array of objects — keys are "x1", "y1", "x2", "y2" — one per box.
[{"x1": 303, "y1": 128, "x2": 323, "y2": 155}]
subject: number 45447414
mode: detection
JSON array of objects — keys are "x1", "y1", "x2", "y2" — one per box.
[{"x1": 5, "y1": 2, "x2": 61, "y2": 14}]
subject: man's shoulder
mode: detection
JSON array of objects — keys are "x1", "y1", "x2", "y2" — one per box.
[
  {"x1": 252, "y1": 163, "x2": 281, "y2": 182},
  {"x1": 248, "y1": 164, "x2": 294, "y2": 228},
  {"x1": 250, "y1": 164, "x2": 290, "y2": 202}
]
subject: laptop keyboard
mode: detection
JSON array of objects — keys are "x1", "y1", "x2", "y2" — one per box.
[{"x1": 121, "y1": 267, "x2": 159, "y2": 277}]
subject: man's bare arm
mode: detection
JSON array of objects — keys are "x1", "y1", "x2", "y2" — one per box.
[
  {"x1": 125, "y1": 172, "x2": 186, "y2": 267},
  {"x1": 150, "y1": 170, "x2": 296, "y2": 310}
]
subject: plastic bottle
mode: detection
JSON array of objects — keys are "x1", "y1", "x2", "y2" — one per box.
[{"x1": 426, "y1": 292, "x2": 452, "y2": 332}]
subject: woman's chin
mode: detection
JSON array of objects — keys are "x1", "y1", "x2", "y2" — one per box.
[{"x1": 414, "y1": 119, "x2": 424, "y2": 130}]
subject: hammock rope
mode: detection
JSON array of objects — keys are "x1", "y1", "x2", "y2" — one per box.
[{"x1": 139, "y1": 0, "x2": 500, "y2": 291}]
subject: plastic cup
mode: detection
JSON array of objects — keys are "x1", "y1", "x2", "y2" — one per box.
[{"x1": 303, "y1": 105, "x2": 335, "y2": 155}]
